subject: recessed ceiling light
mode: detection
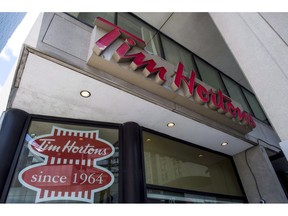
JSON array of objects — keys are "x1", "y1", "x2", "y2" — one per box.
[
  {"x1": 221, "y1": 142, "x2": 228, "y2": 146},
  {"x1": 80, "y1": 90, "x2": 91, "y2": 98},
  {"x1": 167, "y1": 122, "x2": 175, "y2": 127},
  {"x1": 198, "y1": 154, "x2": 204, "y2": 158},
  {"x1": 146, "y1": 138, "x2": 151, "y2": 142}
]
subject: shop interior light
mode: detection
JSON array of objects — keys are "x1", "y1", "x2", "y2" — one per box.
[
  {"x1": 146, "y1": 138, "x2": 152, "y2": 142},
  {"x1": 198, "y1": 154, "x2": 204, "y2": 158},
  {"x1": 80, "y1": 90, "x2": 91, "y2": 98},
  {"x1": 221, "y1": 142, "x2": 228, "y2": 146},
  {"x1": 167, "y1": 122, "x2": 175, "y2": 127}
]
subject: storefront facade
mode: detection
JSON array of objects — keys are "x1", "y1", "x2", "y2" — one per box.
[{"x1": 0, "y1": 12, "x2": 287, "y2": 203}]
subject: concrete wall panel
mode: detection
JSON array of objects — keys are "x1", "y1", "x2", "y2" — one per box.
[
  {"x1": 234, "y1": 146, "x2": 287, "y2": 203},
  {"x1": 42, "y1": 14, "x2": 91, "y2": 60}
]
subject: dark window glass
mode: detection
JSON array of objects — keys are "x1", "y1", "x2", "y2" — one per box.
[
  {"x1": 194, "y1": 56, "x2": 227, "y2": 94},
  {"x1": 68, "y1": 12, "x2": 269, "y2": 126},
  {"x1": 68, "y1": 12, "x2": 115, "y2": 26},
  {"x1": 221, "y1": 75, "x2": 253, "y2": 113},
  {"x1": 242, "y1": 89, "x2": 269, "y2": 123},
  {"x1": 6, "y1": 120, "x2": 119, "y2": 203},
  {"x1": 117, "y1": 13, "x2": 162, "y2": 56},
  {"x1": 161, "y1": 35, "x2": 200, "y2": 78},
  {"x1": 147, "y1": 188, "x2": 244, "y2": 203},
  {"x1": 143, "y1": 131, "x2": 244, "y2": 201}
]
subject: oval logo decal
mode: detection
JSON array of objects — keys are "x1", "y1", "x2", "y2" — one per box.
[{"x1": 18, "y1": 127, "x2": 115, "y2": 203}]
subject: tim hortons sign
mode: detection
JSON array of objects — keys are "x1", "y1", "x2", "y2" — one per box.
[
  {"x1": 87, "y1": 17, "x2": 256, "y2": 133},
  {"x1": 18, "y1": 127, "x2": 115, "y2": 203}
]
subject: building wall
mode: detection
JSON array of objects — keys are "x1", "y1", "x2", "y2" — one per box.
[
  {"x1": 20, "y1": 12, "x2": 280, "y2": 150},
  {"x1": 210, "y1": 13, "x2": 288, "y2": 159},
  {"x1": 5, "y1": 12, "x2": 287, "y2": 203},
  {"x1": 234, "y1": 146, "x2": 287, "y2": 203}
]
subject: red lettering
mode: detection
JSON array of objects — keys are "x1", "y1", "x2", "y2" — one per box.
[
  {"x1": 225, "y1": 102, "x2": 236, "y2": 119},
  {"x1": 171, "y1": 62, "x2": 196, "y2": 98},
  {"x1": 113, "y1": 38, "x2": 136, "y2": 62},
  {"x1": 225, "y1": 102, "x2": 256, "y2": 128},
  {"x1": 169, "y1": 60, "x2": 256, "y2": 128},
  {"x1": 208, "y1": 90, "x2": 229, "y2": 113},
  {"x1": 95, "y1": 28, "x2": 121, "y2": 56},
  {"x1": 236, "y1": 108, "x2": 249, "y2": 126},
  {"x1": 195, "y1": 85, "x2": 209, "y2": 104},
  {"x1": 92, "y1": 17, "x2": 257, "y2": 129},
  {"x1": 114, "y1": 39, "x2": 167, "y2": 84},
  {"x1": 234, "y1": 107, "x2": 254, "y2": 126},
  {"x1": 248, "y1": 115, "x2": 257, "y2": 128},
  {"x1": 94, "y1": 17, "x2": 145, "y2": 56}
]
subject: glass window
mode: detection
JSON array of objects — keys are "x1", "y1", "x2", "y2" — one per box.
[
  {"x1": 117, "y1": 13, "x2": 162, "y2": 56},
  {"x1": 221, "y1": 75, "x2": 253, "y2": 114},
  {"x1": 143, "y1": 131, "x2": 244, "y2": 200},
  {"x1": 68, "y1": 12, "x2": 115, "y2": 26},
  {"x1": 242, "y1": 89, "x2": 269, "y2": 123},
  {"x1": 161, "y1": 35, "x2": 200, "y2": 78},
  {"x1": 146, "y1": 188, "x2": 244, "y2": 203},
  {"x1": 194, "y1": 56, "x2": 227, "y2": 94},
  {"x1": 6, "y1": 120, "x2": 119, "y2": 203}
]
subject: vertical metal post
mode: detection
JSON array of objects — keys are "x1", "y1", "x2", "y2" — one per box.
[
  {"x1": 0, "y1": 109, "x2": 29, "y2": 201},
  {"x1": 119, "y1": 122, "x2": 145, "y2": 203}
]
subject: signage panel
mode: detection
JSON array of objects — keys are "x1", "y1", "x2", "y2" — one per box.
[
  {"x1": 18, "y1": 126, "x2": 115, "y2": 203},
  {"x1": 87, "y1": 17, "x2": 256, "y2": 134}
]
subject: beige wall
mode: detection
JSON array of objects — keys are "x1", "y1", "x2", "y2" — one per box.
[
  {"x1": 211, "y1": 12, "x2": 288, "y2": 160},
  {"x1": 234, "y1": 146, "x2": 287, "y2": 203}
]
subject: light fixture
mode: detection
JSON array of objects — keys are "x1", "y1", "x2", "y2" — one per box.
[
  {"x1": 80, "y1": 90, "x2": 91, "y2": 98},
  {"x1": 198, "y1": 154, "x2": 204, "y2": 158},
  {"x1": 167, "y1": 122, "x2": 175, "y2": 128},
  {"x1": 146, "y1": 138, "x2": 151, "y2": 142},
  {"x1": 221, "y1": 142, "x2": 228, "y2": 146}
]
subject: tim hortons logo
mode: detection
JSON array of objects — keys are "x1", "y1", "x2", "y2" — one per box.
[
  {"x1": 88, "y1": 17, "x2": 256, "y2": 131},
  {"x1": 18, "y1": 127, "x2": 115, "y2": 203}
]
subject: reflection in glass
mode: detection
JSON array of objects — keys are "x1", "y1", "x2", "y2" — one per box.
[
  {"x1": 143, "y1": 131, "x2": 243, "y2": 197},
  {"x1": 221, "y1": 75, "x2": 253, "y2": 113},
  {"x1": 242, "y1": 89, "x2": 268, "y2": 123},
  {"x1": 68, "y1": 12, "x2": 116, "y2": 26},
  {"x1": 161, "y1": 35, "x2": 199, "y2": 78},
  {"x1": 6, "y1": 121, "x2": 119, "y2": 203},
  {"x1": 117, "y1": 13, "x2": 162, "y2": 56},
  {"x1": 194, "y1": 56, "x2": 227, "y2": 94},
  {"x1": 147, "y1": 188, "x2": 244, "y2": 203}
]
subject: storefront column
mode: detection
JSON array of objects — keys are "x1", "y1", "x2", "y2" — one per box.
[
  {"x1": 0, "y1": 109, "x2": 29, "y2": 201},
  {"x1": 210, "y1": 13, "x2": 288, "y2": 161},
  {"x1": 120, "y1": 122, "x2": 146, "y2": 203},
  {"x1": 233, "y1": 146, "x2": 288, "y2": 203}
]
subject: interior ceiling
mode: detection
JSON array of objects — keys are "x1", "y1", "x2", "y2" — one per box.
[{"x1": 133, "y1": 12, "x2": 253, "y2": 92}]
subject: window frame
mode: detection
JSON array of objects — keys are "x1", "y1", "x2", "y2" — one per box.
[
  {"x1": 1, "y1": 114, "x2": 122, "y2": 203},
  {"x1": 65, "y1": 12, "x2": 270, "y2": 125},
  {"x1": 141, "y1": 127, "x2": 248, "y2": 203},
  {"x1": 242, "y1": 88, "x2": 270, "y2": 124},
  {"x1": 127, "y1": 13, "x2": 270, "y2": 126},
  {"x1": 221, "y1": 73, "x2": 254, "y2": 114}
]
